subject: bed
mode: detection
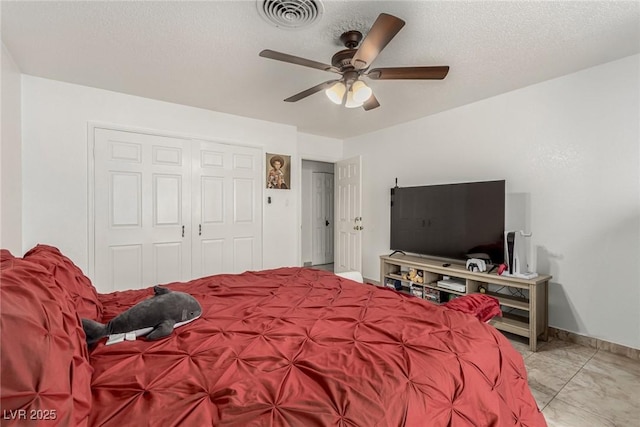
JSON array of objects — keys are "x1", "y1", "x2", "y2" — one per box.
[{"x1": 1, "y1": 245, "x2": 546, "y2": 426}]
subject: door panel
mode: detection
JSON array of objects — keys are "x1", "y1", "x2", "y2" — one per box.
[
  {"x1": 234, "y1": 153, "x2": 254, "y2": 169},
  {"x1": 154, "y1": 174, "x2": 181, "y2": 225},
  {"x1": 153, "y1": 146, "x2": 182, "y2": 165},
  {"x1": 201, "y1": 177, "x2": 224, "y2": 223},
  {"x1": 334, "y1": 156, "x2": 362, "y2": 273},
  {"x1": 94, "y1": 128, "x2": 191, "y2": 292},
  {"x1": 110, "y1": 140, "x2": 142, "y2": 162},
  {"x1": 192, "y1": 140, "x2": 262, "y2": 277},
  {"x1": 110, "y1": 244, "x2": 142, "y2": 288},
  {"x1": 234, "y1": 237, "x2": 255, "y2": 272},
  {"x1": 234, "y1": 178, "x2": 255, "y2": 223},
  {"x1": 153, "y1": 242, "x2": 183, "y2": 284},
  {"x1": 200, "y1": 239, "x2": 224, "y2": 277},
  {"x1": 110, "y1": 172, "x2": 141, "y2": 226}
]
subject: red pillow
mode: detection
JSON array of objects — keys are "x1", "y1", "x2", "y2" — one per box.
[
  {"x1": 0, "y1": 256, "x2": 92, "y2": 426},
  {"x1": 24, "y1": 245, "x2": 103, "y2": 321}
]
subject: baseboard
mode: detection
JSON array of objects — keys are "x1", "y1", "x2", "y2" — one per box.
[{"x1": 548, "y1": 327, "x2": 639, "y2": 361}]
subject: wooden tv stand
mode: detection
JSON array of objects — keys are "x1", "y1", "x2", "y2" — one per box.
[{"x1": 380, "y1": 253, "x2": 552, "y2": 351}]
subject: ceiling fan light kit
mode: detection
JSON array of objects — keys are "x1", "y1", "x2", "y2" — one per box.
[
  {"x1": 325, "y1": 80, "x2": 371, "y2": 107},
  {"x1": 325, "y1": 82, "x2": 346, "y2": 104},
  {"x1": 345, "y1": 91, "x2": 362, "y2": 109},
  {"x1": 351, "y1": 80, "x2": 372, "y2": 103},
  {"x1": 260, "y1": 13, "x2": 450, "y2": 111}
]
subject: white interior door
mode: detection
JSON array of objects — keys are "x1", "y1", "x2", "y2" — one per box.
[
  {"x1": 311, "y1": 172, "x2": 334, "y2": 265},
  {"x1": 334, "y1": 156, "x2": 362, "y2": 273},
  {"x1": 191, "y1": 140, "x2": 262, "y2": 277},
  {"x1": 93, "y1": 128, "x2": 192, "y2": 292}
]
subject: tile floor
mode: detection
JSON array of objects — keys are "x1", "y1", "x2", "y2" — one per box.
[{"x1": 505, "y1": 333, "x2": 640, "y2": 426}]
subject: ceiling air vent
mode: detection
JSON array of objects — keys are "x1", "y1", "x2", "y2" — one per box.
[{"x1": 257, "y1": 0, "x2": 324, "y2": 29}]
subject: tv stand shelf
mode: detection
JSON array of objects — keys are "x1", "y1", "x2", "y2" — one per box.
[{"x1": 380, "y1": 253, "x2": 552, "y2": 351}]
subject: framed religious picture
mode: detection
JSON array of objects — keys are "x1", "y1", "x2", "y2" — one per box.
[{"x1": 266, "y1": 153, "x2": 291, "y2": 190}]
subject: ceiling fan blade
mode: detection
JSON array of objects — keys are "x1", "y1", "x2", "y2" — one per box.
[
  {"x1": 366, "y1": 66, "x2": 450, "y2": 80},
  {"x1": 351, "y1": 13, "x2": 405, "y2": 70},
  {"x1": 362, "y1": 94, "x2": 380, "y2": 111},
  {"x1": 284, "y1": 80, "x2": 341, "y2": 102},
  {"x1": 260, "y1": 49, "x2": 340, "y2": 74}
]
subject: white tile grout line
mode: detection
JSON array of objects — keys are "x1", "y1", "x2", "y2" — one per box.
[{"x1": 538, "y1": 349, "x2": 600, "y2": 414}]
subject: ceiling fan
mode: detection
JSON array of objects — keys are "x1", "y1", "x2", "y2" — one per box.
[{"x1": 259, "y1": 13, "x2": 449, "y2": 111}]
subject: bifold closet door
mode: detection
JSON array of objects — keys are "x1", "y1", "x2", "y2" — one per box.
[
  {"x1": 93, "y1": 128, "x2": 192, "y2": 292},
  {"x1": 191, "y1": 140, "x2": 262, "y2": 277}
]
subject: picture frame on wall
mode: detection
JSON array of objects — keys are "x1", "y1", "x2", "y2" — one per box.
[{"x1": 266, "y1": 153, "x2": 290, "y2": 190}]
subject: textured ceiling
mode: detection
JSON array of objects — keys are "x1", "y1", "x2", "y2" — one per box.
[{"x1": 2, "y1": 0, "x2": 639, "y2": 139}]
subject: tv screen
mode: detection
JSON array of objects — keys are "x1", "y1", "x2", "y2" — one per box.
[{"x1": 390, "y1": 180, "x2": 505, "y2": 264}]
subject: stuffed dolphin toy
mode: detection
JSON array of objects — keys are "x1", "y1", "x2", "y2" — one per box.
[{"x1": 82, "y1": 286, "x2": 202, "y2": 346}]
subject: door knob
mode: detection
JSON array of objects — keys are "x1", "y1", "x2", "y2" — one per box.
[{"x1": 326, "y1": 220, "x2": 330, "y2": 226}]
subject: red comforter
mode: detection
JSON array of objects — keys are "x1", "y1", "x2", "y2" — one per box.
[{"x1": 88, "y1": 267, "x2": 545, "y2": 426}]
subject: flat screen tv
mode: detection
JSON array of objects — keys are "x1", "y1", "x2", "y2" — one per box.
[{"x1": 390, "y1": 180, "x2": 505, "y2": 264}]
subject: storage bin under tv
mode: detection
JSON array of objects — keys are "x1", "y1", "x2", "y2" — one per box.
[{"x1": 380, "y1": 253, "x2": 552, "y2": 351}]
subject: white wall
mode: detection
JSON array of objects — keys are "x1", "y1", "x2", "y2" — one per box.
[
  {"x1": 298, "y1": 132, "x2": 343, "y2": 163},
  {"x1": 21, "y1": 76, "x2": 300, "y2": 274},
  {"x1": 344, "y1": 55, "x2": 640, "y2": 350},
  {"x1": 1, "y1": 44, "x2": 22, "y2": 255}
]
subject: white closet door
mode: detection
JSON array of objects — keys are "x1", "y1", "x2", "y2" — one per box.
[
  {"x1": 94, "y1": 128, "x2": 192, "y2": 291},
  {"x1": 191, "y1": 140, "x2": 262, "y2": 277}
]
